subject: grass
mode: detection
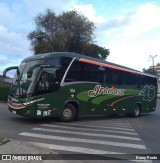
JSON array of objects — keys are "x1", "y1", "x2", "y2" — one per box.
[
  {"x1": 0, "y1": 137, "x2": 10, "y2": 145},
  {"x1": 0, "y1": 84, "x2": 11, "y2": 102}
]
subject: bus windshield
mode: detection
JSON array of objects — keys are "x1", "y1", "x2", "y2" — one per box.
[
  {"x1": 9, "y1": 56, "x2": 72, "y2": 98},
  {"x1": 10, "y1": 60, "x2": 43, "y2": 98}
]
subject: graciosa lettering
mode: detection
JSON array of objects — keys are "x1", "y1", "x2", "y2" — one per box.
[{"x1": 88, "y1": 85, "x2": 125, "y2": 97}]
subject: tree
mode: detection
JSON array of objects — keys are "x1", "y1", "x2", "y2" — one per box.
[
  {"x1": 82, "y1": 43, "x2": 110, "y2": 60},
  {"x1": 143, "y1": 68, "x2": 157, "y2": 75},
  {"x1": 28, "y1": 9, "x2": 109, "y2": 59}
]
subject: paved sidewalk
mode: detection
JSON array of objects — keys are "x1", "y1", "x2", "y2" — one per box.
[
  {"x1": 0, "y1": 139, "x2": 70, "y2": 163},
  {"x1": 0, "y1": 139, "x2": 131, "y2": 163}
]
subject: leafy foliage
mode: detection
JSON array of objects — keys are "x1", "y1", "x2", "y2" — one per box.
[
  {"x1": 28, "y1": 9, "x2": 109, "y2": 59},
  {"x1": 143, "y1": 68, "x2": 157, "y2": 75},
  {"x1": 0, "y1": 84, "x2": 11, "y2": 102}
]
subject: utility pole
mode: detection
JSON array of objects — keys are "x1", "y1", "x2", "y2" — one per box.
[{"x1": 149, "y1": 55, "x2": 157, "y2": 71}]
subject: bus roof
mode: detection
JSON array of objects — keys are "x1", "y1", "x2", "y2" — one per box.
[{"x1": 22, "y1": 52, "x2": 157, "y2": 78}]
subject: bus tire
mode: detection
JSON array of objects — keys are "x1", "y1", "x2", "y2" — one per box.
[
  {"x1": 132, "y1": 104, "x2": 141, "y2": 117},
  {"x1": 60, "y1": 104, "x2": 76, "y2": 122}
]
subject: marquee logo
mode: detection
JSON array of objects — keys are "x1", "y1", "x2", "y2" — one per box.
[{"x1": 88, "y1": 85, "x2": 125, "y2": 97}]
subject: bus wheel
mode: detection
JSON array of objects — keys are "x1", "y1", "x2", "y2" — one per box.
[
  {"x1": 132, "y1": 104, "x2": 141, "y2": 117},
  {"x1": 60, "y1": 104, "x2": 76, "y2": 122}
]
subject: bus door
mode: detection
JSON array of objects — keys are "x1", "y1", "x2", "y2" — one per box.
[{"x1": 34, "y1": 68, "x2": 60, "y2": 117}]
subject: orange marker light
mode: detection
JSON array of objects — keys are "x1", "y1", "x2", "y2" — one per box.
[{"x1": 112, "y1": 86, "x2": 115, "y2": 90}]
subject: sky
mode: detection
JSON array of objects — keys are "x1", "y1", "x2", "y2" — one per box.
[{"x1": 0, "y1": 0, "x2": 160, "y2": 77}]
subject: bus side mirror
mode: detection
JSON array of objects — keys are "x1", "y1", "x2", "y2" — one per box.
[{"x1": 3, "y1": 66, "x2": 18, "y2": 78}]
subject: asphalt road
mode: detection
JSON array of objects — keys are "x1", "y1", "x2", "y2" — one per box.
[
  {"x1": 128, "y1": 101, "x2": 160, "y2": 154},
  {"x1": 0, "y1": 101, "x2": 160, "y2": 160}
]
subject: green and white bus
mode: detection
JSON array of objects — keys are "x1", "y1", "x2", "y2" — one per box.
[{"x1": 3, "y1": 52, "x2": 157, "y2": 121}]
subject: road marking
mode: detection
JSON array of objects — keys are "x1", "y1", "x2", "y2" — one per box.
[
  {"x1": 80, "y1": 122, "x2": 133, "y2": 128},
  {"x1": 33, "y1": 127, "x2": 141, "y2": 141},
  {"x1": 41, "y1": 124, "x2": 138, "y2": 135},
  {"x1": 31, "y1": 142, "x2": 151, "y2": 162},
  {"x1": 78, "y1": 121, "x2": 132, "y2": 126},
  {"x1": 32, "y1": 142, "x2": 125, "y2": 154},
  {"x1": 59, "y1": 122, "x2": 135, "y2": 131},
  {"x1": 19, "y1": 132, "x2": 146, "y2": 149}
]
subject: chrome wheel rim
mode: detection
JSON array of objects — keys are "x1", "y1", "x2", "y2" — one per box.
[
  {"x1": 63, "y1": 108, "x2": 72, "y2": 118},
  {"x1": 135, "y1": 107, "x2": 139, "y2": 116}
]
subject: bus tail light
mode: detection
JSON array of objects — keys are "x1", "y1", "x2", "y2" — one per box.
[{"x1": 51, "y1": 108, "x2": 57, "y2": 112}]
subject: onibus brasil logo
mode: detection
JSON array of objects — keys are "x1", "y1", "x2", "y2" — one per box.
[{"x1": 88, "y1": 85, "x2": 125, "y2": 97}]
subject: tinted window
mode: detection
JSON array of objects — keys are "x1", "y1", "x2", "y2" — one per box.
[
  {"x1": 65, "y1": 61, "x2": 108, "y2": 83},
  {"x1": 92, "y1": 65, "x2": 106, "y2": 83},
  {"x1": 82, "y1": 62, "x2": 93, "y2": 81},
  {"x1": 105, "y1": 68, "x2": 113, "y2": 84},
  {"x1": 65, "y1": 61, "x2": 82, "y2": 82},
  {"x1": 111, "y1": 69, "x2": 125, "y2": 85},
  {"x1": 45, "y1": 57, "x2": 59, "y2": 66},
  {"x1": 57, "y1": 57, "x2": 72, "y2": 81},
  {"x1": 125, "y1": 72, "x2": 138, "y2": 85},
  {"x1": 45, "y1": 57, "x2": 72, "y2": 82},
  {"x1": 141, "y1": 75, "x2": 157, "y2": 87}
]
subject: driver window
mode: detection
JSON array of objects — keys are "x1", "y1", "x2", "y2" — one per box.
[
  {"x1": 38, "y1": 73, "x2": 50, "y2": 90},
  {"x1": 36, "y1": 68, "x2": 56, "y2": 94}
]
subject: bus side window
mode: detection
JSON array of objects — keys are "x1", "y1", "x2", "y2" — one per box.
[
  {"x1": 65, "y1": 61, "x2": 93, "y2": 82},
  {"x1": 141, "y1": 76, "x2": 157, "y2": 87},
  {"x1": 82, "y1": 62, "x2": 92, "y2": 81},
  {"x1": 59, "y1": 57, "x2": 72, "y2": 81},
  {"x1": 125, "y1": 72, "x2": 138, "y2": 88},
  {"x1": 65, "y1": 61, "x2": 81, "y2": 82},
  {"x1": 147, "y1": 76, "x2": 157, "y2": 86},
  {"x1": 140, "y1": 76, "x2": 147, "y2": 89},
  {"x1": 111, "y1": 69, "x2": 125, "y2": 85},
  {"x1": 137, "y1": 75, "x2": 140, "y2": 88},
  {"x1": 92, "y1": 65, "x2": 105, "y2": 83},
  {"x1": 105, "y1": 68, "x2": 113, "y2": 85}
]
